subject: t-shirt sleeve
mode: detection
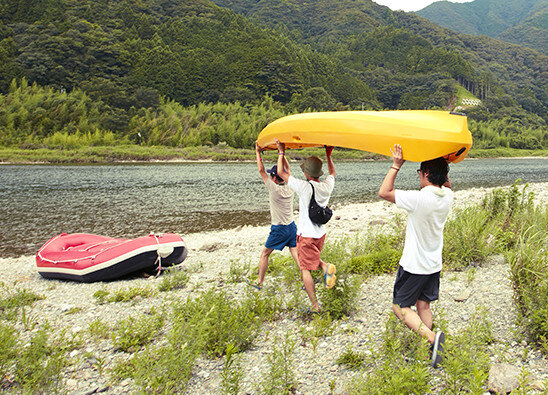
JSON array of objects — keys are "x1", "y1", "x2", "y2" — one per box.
[
  {"x1": 265, "y1": 177, "x2": 274, "y2": 192},
  {"x1": 324, "y1": 175, "x2": 335, "y2": 193},
  {"x1": 395, "y1": 189, "x2": 420, "y2": 213},
  {"x1": 288, "y1": 175, "x2": 307, "y2": 195}
]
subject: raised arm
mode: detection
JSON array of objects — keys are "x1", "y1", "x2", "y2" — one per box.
[
  {"x1": 256, "y1": 142, "x2": 268, "y2": 183},
  {"x1": 378, "y1": 144, "x2": 405, "y2": 204},
  {"x1": 281, "y1": 155, "x2": 291, "y2": 176},
  {"x1": 275, "y1": 139, "x2": 290, "y2": 183},
  {"x1": 325, "y1": 146, "x2": 335, "y2": 177}
]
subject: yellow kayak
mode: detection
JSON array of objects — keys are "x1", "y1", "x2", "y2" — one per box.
[{"x1": 256, "y1": 110, "x2": 473, "y2": 163}]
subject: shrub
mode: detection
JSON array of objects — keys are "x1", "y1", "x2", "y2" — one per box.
[
  {"x1": 13, "y1": 329, "x2": 67, "y2": 393},
  {"x1": 439, "y1": 308, "x2": 493, "y2": 393},
  {"x1": 347, "y1": 249, "x2": 401, "y2": 275},
  {"x1": 111, "y1": 312, "x2": 164, "y2": 353},
  {"x1": 443, "y1": 205, "x2": 502, "y2": 270},
  {"x1": 317, "y1": 274, "x2": 361, "y2": 320},
  {"x1": 322, "y1": 230, "x2": 403, "y2": 277},
  {"x1": 113, "y1": 342, "x2": 196, "y2": 393},
  {"x1": 0, "y1": 322, "x2": 17, "y2": 380},
  {"x1": 336, "y1": 345, "x2": 366, "y2": 370},
  {"x1": 171, "y1": 289, "x2": 270, "y2": 357}
]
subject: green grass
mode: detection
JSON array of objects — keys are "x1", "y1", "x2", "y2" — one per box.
[
  {"x1": 0, "y1": 287, "x2": 45, "y2": 320},
  {"x1": 0, "y1": 145, "x2": 383, "y2": 163},
  {"x1": 469, "y1": 147, "x2": 548, "y2": 158},
  {"x1": 93, "y1": 286, "x2": 156, "y2": 304},
  {"x1": 456, "y1": 85, "x2": 479, "y2": 103},
  {"x1": 157, "y1": 269, "x2": 190, "y2": 292},
  {"x1": 3, "y1": 144, "x2": 546, "y2": 164}
]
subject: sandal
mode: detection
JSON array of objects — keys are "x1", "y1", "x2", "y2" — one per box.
[
  {"x1": 302, "y1": 307, "x2": 322, "y2": 315},
  {"x1": 324, "y1": 264, "x2": 337, "y2": 289},
  {"x1": 244, "y1": 278, "x2": 263, "y2": 290}
]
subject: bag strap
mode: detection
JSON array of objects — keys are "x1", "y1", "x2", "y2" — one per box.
[{"x1": 308, "y1": 181, "x2": 316, "y2": 205}]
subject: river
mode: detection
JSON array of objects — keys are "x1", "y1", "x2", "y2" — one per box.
[{"x1": 1, "y1": 158, "x2": 546, "y2": 257}]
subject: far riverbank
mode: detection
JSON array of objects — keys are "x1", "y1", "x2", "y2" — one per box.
[{"x1": 1, "y1": 145, "x2": 547, "y2": 164}]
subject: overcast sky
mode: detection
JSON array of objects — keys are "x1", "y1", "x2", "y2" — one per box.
[{"x1": 373, "y1": 0, "x2": 474, "y2": 12}]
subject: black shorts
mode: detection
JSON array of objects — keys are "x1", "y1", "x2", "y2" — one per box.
[{"x1": 392, "y1": 265, "x2": 440, "y2": 308}]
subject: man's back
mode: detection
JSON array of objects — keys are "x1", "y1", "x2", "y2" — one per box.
[{"x1": 396, "y1": 186, "x2": 453, "y2": 275}]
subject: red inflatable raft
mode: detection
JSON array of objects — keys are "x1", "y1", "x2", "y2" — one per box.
[{"x1": 36, "y1": 233, "x2": 188, "y2": 282}]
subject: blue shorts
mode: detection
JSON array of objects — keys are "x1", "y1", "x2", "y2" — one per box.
[{"x1": 265, "y1": 222, "x2": 297, "y2": 251}]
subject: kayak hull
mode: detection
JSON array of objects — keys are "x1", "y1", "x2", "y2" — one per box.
[{"x1": 256, "y1": 110, "x2": 473, "y2": 163}]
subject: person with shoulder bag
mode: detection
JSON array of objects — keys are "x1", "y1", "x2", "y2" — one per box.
[{"x1": 275, "y1": 140, "x2": 337, "y2": 314}]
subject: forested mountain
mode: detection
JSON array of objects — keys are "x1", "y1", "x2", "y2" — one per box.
[
  {"x1": 0, "y1": 0, "x2": 546, "y2": 150},
  {"x1": 416, "y1": 0, "x2": 548, "y2": 54},
  {"x1": 212, "y1": 0, "x2": 547, "y2": 120}
]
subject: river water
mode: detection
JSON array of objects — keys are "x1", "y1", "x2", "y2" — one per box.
[{"x1": 1, "y1": 158, "x2": 547, "y2": 257}]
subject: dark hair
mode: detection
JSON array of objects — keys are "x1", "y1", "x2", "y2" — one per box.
[
  {"x1": 271, "y1": 173, "x2": 284, "y2": 183},
  {"x1": 420, "y1": 157, "x2": 449, "y2": 186}
]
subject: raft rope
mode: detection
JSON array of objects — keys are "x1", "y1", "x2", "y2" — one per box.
[
  {"x1": 37, "y1": 233, "x2": 168, "y2": 265},
  {"x1": 152, "y1": 232, "x2": 163, "y2": 275}
]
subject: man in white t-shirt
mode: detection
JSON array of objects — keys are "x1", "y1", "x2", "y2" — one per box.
[
  {"x1": 275, "y1": 139, "x2": 337, "y2": 314},
  {"x1": 378, "y1": 144, "x2": 453, "y2": 368},
  {"x1": 246, "y1": 143, "x2": 299, "y2": 290}
]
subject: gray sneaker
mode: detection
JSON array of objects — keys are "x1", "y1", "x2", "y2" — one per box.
[{"x1": 431, "y1": 331, "x2": 445, "y2": 368}]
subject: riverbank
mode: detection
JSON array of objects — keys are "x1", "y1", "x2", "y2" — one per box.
[
  {"x1": 1, "y1": 145, "x2": 547, "y2": 164},
  {"x1": 0, "y1": 183, "x2": 546, "y2": 393}
]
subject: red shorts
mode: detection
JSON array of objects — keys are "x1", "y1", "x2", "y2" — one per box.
[{"x1": 297, "y1": 234, "x2": 326, "y2": 271}]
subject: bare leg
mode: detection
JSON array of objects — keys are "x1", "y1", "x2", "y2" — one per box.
[
  {"x1": 257, "y1": 247, "x2": 273, "y2": 285},
  {"x1": 392, "y1": 304, "x2": 436, "y2": 344},
  {"x1": 319, "y1": 258, "x2": 328, "y2": 273},
  {"x1": 301, "y1": 269, "x2": 320, "y2": 311},
  {"x1": 416, "y1": 300, "x2": 433, "y2": 330},
  {"x1": 289, "y1": 247, "x2": 300, "y2": 268}
]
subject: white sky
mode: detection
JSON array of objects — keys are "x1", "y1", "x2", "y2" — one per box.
[{"x1": 373, "y1": 0, "x2": 474, "y2": 12}]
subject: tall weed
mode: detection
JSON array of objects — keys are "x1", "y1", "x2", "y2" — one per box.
[
  {"x1": 259, "y1": 334, "x2": 297, "y2": 394},
  {"x1": 507, "y1": 225, "x2": 548, "y2": 353},
  {"x1": 221, "y1": 343, "x2": 244, "y2": 395},
  {"x1": 347, "y1": 315, "x2": 432, "y2": 394},
  {"x1": 439, "y1": 308, "x2": 493, "y2": 393}
]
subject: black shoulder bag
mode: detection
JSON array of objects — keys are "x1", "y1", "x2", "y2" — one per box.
[{"x1": 308, "y1": 182, "x2": 333, "y2": 225}]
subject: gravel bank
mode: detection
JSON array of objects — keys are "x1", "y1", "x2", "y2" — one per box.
[{"x1": 1, "y1": 182, "x2": 546, "y2": 394}]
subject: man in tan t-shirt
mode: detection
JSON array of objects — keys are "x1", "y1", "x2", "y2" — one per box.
[{"x1": 246, "y1": 143, "x2": 299, "y2": 290}]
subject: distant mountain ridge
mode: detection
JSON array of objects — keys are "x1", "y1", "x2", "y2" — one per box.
[{"x1": 416, "y1": 0, "x2": 548, "y2": 54}]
